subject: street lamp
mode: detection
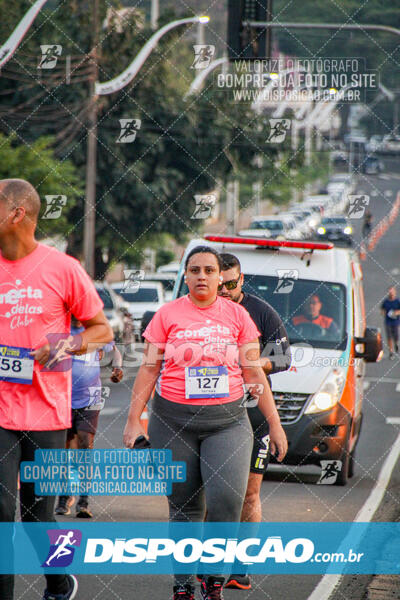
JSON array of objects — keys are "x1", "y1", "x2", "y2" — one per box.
[
  {"x1": 81, "y1": 15, "x2": 210, "y2": 277},
  {"x1": 184, "y1": 56, "x2": 228, "y2": 99},
  {"x1": 0, "y1": 0, "x2": 49, "y2": 68},
  {"x1": 95, "y1": 16, "x2": 210, "y2": 95}
]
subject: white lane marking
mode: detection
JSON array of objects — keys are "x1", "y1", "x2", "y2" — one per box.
[
  {"x1": 363, "y1": 381, "x2": 370, "y2": 390},
  {"x1": 386, "y1": 417, "x2": 400, "y2": 425},
  {"x1": 307, "y1": 432, "x2": 400, "y2": 600},
  {"x1": 396, "y1": 383, "x2": 400, "y2": 392},
  {"x1": 365, "y1": 377, "x2": 400, "y2": 384},
  {"x1": 100, "y1": 407, "x2": 121, "y2": 416}
]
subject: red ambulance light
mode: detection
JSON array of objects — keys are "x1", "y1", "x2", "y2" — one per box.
[{"x1": 204, "y1": 235, "x2": 334, "y2": 250}]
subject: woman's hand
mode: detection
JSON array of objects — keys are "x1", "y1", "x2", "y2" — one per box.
[
  {"x1": 123, "y1": 420, "x2": 147, "y2": 449},
  {"x1": 269, "y1": 422, "x2": 288, "y2": 462}
]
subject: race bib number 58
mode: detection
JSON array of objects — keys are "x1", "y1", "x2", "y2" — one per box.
[{"x1": 0, "y1": 345, "x2": 33, "y2": 385}]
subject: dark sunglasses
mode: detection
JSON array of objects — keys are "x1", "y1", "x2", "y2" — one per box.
[{"x1": 218, "y1": 274, "x2": 241, "y2": 291}]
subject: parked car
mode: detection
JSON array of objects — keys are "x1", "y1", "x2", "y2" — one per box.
[
  {"x1": 379, "y1": 135, "x2": 400, "y2": 155},
  {"x1": 279, "y1": 212, "x2": 309, "y2": 239},
  {"x1": 286, "y1": 208, "x2": 317, "y2": 238},
  {"x1": 362, "y1": 155, "x2": 384, "y2": 175},
  {"x1": 94, "y1": 282, "x2": 125, "y2": 342},
  {"x1": 157, "y1": 262, "x2": 180, "y2": 275},
  {"x1": 305, "y1": 195, "x2": 336, "y2": 216},
  {"x1": 144, "y1": 273, "x2": 176, "y2": 302},
  {"x1": 111, "y1": 281, "x2": 165, "y2": 340},
  {"x1": 239, "y1": 215, "x2": 302, "y2": 240},
  {"x1": 332, "y1": 150, "x2": 348, "y2": 167},
  {"x1": 316, "y1": 217, "x2": 353, "y2": 246},
  {"x1": 367, "y1": 135, "x2": 384, "y2": 154}
]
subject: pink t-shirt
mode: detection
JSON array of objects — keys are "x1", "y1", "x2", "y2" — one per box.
[
  {"x1": 144, "y1": 295, "x2": 260, "y2": 404},
  {"x1": 0, "y1": 243, "x2": 103, "y2": 430}
]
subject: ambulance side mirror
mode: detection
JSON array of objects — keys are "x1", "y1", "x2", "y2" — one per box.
[{"x1": 354, "y1": 327, "x2": 383, "y2": 363}]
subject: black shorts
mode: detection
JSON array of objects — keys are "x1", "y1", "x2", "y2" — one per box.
[
  {"x1": 385, "y1": 323, "x2": 399, "y2": 343},
  {"x1": 68, "y1": 407, "x2": 100, "y2": 437},
  {"x1": 247, "y1": 406, "x2": 270, "y2": 474}
]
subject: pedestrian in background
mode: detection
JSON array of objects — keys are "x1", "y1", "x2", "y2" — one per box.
[
  {"x1": 55, "y1": 317, "x2": 123, "y2": 519},
  {"x1": 380, "y1": 286, "x2": 400, "y2": 359},
  {"x1": 217, "y1": 252, "x2": 291, "y2": 591}
]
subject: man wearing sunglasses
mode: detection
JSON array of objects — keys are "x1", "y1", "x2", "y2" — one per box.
[{"x1": 218, "y1": 253, "x2": 291, "y2": 591}]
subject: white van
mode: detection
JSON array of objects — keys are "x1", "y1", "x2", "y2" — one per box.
[{"x1": 174, "y1": 235, "x2": 382, "y2": 485}]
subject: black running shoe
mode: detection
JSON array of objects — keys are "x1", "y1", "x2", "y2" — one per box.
[
  {"x1": 76, "y1": 497, "x2": 93, "y2": 518},
  {"x1": 42, "y1": 574, "x2": 78, "y2": 599},
  {"x1": 200, "y1": 576, "x2": 224, "y2": 599},
  {"x1": 76, "y1": 505, "x2": 93, "y2": 518},
  {"x1": 55, "y1": 496, "x2": 74, "y2": 516},
  {"x1": 173, "y1": 584, "x2": 195, "y2": 599},
  {"x1": 225, "y1": 574, "x2": 252, "y2": 590}
]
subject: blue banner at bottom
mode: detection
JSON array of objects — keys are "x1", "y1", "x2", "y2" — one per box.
[{"x1": 1, "y1": 522, "x2": 399, "y2": 574}]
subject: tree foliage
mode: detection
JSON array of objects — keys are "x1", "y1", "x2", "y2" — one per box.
[{"x1": 0, "y1": 133, "x2": 82, "y2": 237}]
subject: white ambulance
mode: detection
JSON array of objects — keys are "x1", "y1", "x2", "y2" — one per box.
[{"x1": 173, "y1": 235, "x2": 382, "y2": 485}]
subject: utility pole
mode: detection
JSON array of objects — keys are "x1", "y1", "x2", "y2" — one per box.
[
  {"x1": 252, "y1": 181, "x2": 262, "y2": 216},
  {"x1": 266, "y1": 0, "x2": 273, "y2": 59},
  {"x1": 226, "y1": 180, "x2": 239, "y2": 234},
  {"x1": 83, "y1": 0, "x2": 99, "y2": 279},
  {"x1": 393, "y1": 97, "x2": 399, "y2": 135},
  {"x1": 197, "y1": 20, "x2": 205, "y2": 46},
  {"x1": 151, "y1": 0, "x2": 159, "y2": 31}
]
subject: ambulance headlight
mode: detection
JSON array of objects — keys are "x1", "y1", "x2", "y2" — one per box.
[
  {"x1": 305, "y1": 367, "x2": 345, "y2": 414},
  {"x1": 344, "y1": 226, "x2": 352, "y2": 234},
  {"x1": 317, "y1": 227, "x2": 326, "y2": 235}
]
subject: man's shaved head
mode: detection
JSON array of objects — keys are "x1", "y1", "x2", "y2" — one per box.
[{"x1": 0, "y1": 178, "x2": 41, "y2": 222}]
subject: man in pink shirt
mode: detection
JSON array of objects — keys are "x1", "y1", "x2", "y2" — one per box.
[{"x1": 0, "y1": 179, "x2": 113, "y2": 600}]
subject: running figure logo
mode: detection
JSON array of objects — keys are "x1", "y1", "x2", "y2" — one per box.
[
  {"x1": 123, "y1": 269, "x2": 145, "y2": 292},
  {"x1": 191, "y1": 45, "x2": 215, "y2": 69},
  {"x1": 191, "y1": 194, "x2": 216, "y2": 219},
  {"x1": 38, "y1": 45, "x2": 62, "y2": 69},
  {"x1": 42, "y1": 195, "x2": 67, "y2": 219},
  {"x1": 241, "y1": 383, "x2": 264, "y2": 408},
  {"x1": 317, "y1": 460, "x2": 343, "y2": 484},
  {"x1": 116, "y1": 119, "x2": 141, "y2": 143},
  {"x1": 42, "y1": 333, "x2": 82, "y2": 372},
  {"x1": 42, "y1": 529, "x2": 82, "y2": 567},
  {"x1": 87, "y1": 385, "x2": 110, "y2": 410},
  {"x1": 274, "y1": 269, "x2": 298, "y2": 294},
  {"x1": 267, "y1": 119, "x2": 291, "y2": 143},
  {"x1": 348, "y1": 195, "x2": 370, "y2": 219}
]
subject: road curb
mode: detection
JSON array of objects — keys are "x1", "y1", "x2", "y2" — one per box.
[{"x1": 366, "y1": 574, "x2": 400, "y2": 599}]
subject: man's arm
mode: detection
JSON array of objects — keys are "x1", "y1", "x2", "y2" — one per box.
[
  {"x1": 239, "y1": 340, "x2": 287, "y2": 461},
  {"x1": 32, "y1": 310, "x2": 113, "y2": 365},
  {"x1": 77, "y1": 310, "x2": 114, "y2": 353},
  {"x1": 260, "y1": 309, "x2": 291, "y2": 376}
]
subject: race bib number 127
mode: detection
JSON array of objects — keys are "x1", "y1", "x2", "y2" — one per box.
[
  {"x1": 185, "y1": 365, "x2": 229, "y2": 399},
  {"x1": 0, "y1": 345, "x2": 34, "y2": 385}
]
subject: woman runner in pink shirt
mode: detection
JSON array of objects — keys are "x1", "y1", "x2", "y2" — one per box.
[{"x1": 123, "y1": 246, "x2": 287, "y2": 600}]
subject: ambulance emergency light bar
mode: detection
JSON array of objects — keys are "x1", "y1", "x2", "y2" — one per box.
[{"x1": 203, "y1": 235, "x2": 334, "y2": 250}]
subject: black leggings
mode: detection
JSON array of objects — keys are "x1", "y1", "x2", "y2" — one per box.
[
  {"x1": 0, "y1": 427, "x2": 69, "y2": 600},
  {"x1": 148, "y1": 393, "x2": 253, "y2": 586}
]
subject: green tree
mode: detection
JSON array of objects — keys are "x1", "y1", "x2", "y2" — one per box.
[{"x1": 0, "y1": 134, "x2": 82, "y2": 237}]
